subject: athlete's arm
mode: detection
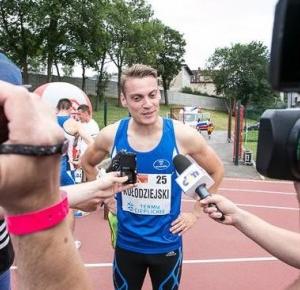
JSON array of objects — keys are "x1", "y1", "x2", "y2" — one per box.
[
  {"x1": 64, "y1": 118, "x2": 94, "y2": 145},
  {"x1": 170, "y1": 121, "x2": 224, "y2": 235},
  {"x1": 174, "y1": 121, "x2": 224, "y2": 193},
  {"x1": 81, "y1": 124, "x2": 117, "y2": 181}
]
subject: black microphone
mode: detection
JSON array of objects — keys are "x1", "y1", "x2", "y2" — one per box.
[{"x1": 173, "y1": 154, "x2": 225, "y2": 221}]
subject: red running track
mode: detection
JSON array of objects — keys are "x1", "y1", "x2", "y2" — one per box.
[{"x1": 11, "y1": 178, "x2": 300, "y2": 289}]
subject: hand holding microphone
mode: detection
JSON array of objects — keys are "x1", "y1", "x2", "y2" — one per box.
[{"x1": 173, "y1": 154, "x2": 225, "y2": 221}]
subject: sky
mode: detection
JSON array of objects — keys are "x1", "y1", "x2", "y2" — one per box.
[{"x1": 147, "y1": 0, "x2": 279, "y2": 70}]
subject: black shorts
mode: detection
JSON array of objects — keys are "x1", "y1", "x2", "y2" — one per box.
[{"x1": 113, "y1": 246, "x2": 183, "y2": 290}]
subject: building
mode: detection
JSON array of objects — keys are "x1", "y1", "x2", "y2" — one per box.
[{"x1": 169, "y1": 65, "x2": 220, "y2": 97}]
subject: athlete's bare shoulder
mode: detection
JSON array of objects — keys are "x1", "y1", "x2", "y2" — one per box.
[
  {"x1": 172, "y1": 119, "x2": 199, "y2": 139},
  {"x1": 94, "y1": 120, "x2": 121, "y2": 152}
]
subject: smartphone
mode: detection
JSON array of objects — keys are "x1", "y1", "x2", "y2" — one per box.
[{"x1": 107, "y1": 150, "x2": 137, "y2": 184}]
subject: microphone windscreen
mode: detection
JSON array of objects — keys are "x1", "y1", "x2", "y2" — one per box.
[{"x1": 173, "y1": 154, "x2": 192, "y2": 174}]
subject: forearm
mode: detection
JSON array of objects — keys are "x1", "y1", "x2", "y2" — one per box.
[
  {"x1": 83, "y1": 165, "x2": 98, "y2": 181},
  {"x1": 192, "y1": 200, "x2": 202, "y2": 219},
  {"x1": 235, "y1": 210, "x2": 300, "y2": 268},
  {"x1": 62, "y1": 180, "x2": 101, "y2": 207},
  {"x1": 81, "y1": 153, "x2": 99, "y2": 181},
  {"x1": 209, "y1": 166, "x2": 224, "y2": 193},
  {"x1": 11, "y1": 217, "x2": 92, "y2": 290},
  {"x1": 6, "y1": 185, "x2": 93, "y2": 290}
]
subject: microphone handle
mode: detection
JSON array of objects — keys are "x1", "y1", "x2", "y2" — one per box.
[{"x1": 195, "y1": 184, "x2": 225, "y2": 221}]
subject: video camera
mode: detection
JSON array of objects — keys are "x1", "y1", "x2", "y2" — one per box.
[
  {"x1": 256, "y1": 0, "x2": 300, "y2": 180},
  {"x1": 106, "y1": 150, "x2": 137, "y2": 184}
]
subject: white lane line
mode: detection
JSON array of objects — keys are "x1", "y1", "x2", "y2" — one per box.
[
  {"x1": 224, "y1": 178, "x2": 292, "y2": 184},
  {"x1": 182, "y1": 199, "x2": 299, "y2": 211},
  {"x1": 182, "y1": 257, "x2": 277, "y2": 264},
  {"x1": 220, "y1": 188, "x2": 296, "y2": 196},
  {"x1": 82, "y1": 257, "x2": 278, "y2": 267},
  {"x1": 234, "y1": 203, "x2": 298, "y2": 211},
  {"x1": 10, "y1": 257, "x2": 279, "y2": 270}
]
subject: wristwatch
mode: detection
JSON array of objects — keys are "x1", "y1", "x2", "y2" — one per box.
[{"x1": 0, "y1": 139, "x2": 69, "y2": 156}]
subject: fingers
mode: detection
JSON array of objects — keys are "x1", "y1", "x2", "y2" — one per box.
[
  {"x1": 102, "y1": 172, "x2": 139, "y2": 189},
  {"x1": 200, "y1": 194, "x2": 221, "y2": 206},
  {"x1": 170, "y1": 213, "x2": 196, "y2": 236},
  {"x1": 112, "y1": 175, "x2": 128, "y2": 183},
  {"x1": 0, "y1": 81, "x2": 28, "y2": 106},
  {"x1": 102, "y1": 197, "x2": 116, "y2": 213},
  {"x1": 116, "y1": 182, "x2": 136, "y2": 193}
]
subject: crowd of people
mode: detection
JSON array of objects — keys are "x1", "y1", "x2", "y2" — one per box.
[{"x1": 1, "y1": 53, "x2": 300, "y2": 290}]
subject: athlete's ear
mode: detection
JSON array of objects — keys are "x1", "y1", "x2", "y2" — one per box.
[{"x1": 120, "y1": 93, "x2": 127, "y2": 108}]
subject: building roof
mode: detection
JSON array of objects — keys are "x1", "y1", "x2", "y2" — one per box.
[{"x1": 183, "y1": 64, "x2": 193, "y2": 76}]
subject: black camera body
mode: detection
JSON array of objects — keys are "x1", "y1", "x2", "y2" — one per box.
[
  {"x1": 106, "y1": 150, "x2": 137, "y2": 184},
  {"x1": 256, "y1": 0, "x2": 300, "y2": 181},
  {"x1": 256, "y1": 109, "x2": 300, "y2": 180},
  {"x1": 269, "y1": 0, "x2": 300, "y2": 92}
]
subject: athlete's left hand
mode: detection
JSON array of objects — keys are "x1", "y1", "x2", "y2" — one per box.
[{"x1": 170, "y1": 212, "x2": 198, "y2": 236}]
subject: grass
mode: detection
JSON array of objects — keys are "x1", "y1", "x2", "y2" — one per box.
[
  {"x1": 243, "y1": 130, "x2": 259, "y2": 160},
  {"x1": 92, "y1": 97, "x2": 231, "y2": 129},
  {"x1": 91, "y1": 97, "x2": 259, "y2": 159}
]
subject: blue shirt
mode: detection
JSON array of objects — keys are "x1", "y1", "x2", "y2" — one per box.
[
  {"x1": 112, "y1": 117, "x2": 182, "y2": 254},
  {"x1": 56, "y1": 115, "x2": 75, "y2": 186}
]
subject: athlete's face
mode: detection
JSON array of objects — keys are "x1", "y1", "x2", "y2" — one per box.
[{"x1": 121, "y1": 76, "x2": 161, "y2": 126}]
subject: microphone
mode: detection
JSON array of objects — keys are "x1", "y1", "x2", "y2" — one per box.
[{"x1": 173, "y1": 154, "x2": 225, "y2": 221}]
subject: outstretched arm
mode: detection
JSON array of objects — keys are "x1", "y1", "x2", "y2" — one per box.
[
  {"x1": 62, "y1": 172, "x2": 135, "y2": 212},
  {"x1": 201, "y1": 194, "x2": 300, "y2": 269}
]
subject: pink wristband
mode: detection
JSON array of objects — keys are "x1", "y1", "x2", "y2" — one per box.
[{"x1": 5, "y1": 191, "x2": 69, "y2": 236}]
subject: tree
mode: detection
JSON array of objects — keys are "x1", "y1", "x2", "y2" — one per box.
[
  {"x1": 125, "y1": 19, "x2": 164, "y2": 66},
  {"x1": 37, "y1": 0, "x2": 72, "y2": 82},
  {"x1": 156, "y1": 25, "x2": 185, "y2": 105},
  {"x1": 207, "y1": 41, "x2": 279, "y2": 141},
  {"x1": 0, "y1": 0, "x2": 42, "y2": 83},
  {"x1": 107, "y1": 0, "x2": 153, "y2": 105}
]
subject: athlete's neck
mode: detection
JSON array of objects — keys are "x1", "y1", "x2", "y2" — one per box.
[{"x1": 127, "y1": 117, "x2": 163, "y2": 152}]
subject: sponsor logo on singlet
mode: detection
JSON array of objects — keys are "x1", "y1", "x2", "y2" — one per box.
[{"x1": 153, "y1": 159, "x2": 170, "y2": 170}]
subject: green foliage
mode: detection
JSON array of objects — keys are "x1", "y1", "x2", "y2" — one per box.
[
  {"x1": 106, "y1": 0, "x2": 155, "y2": 101},
  {"x1": 181, "y1": 86, "x2": 219, "y2": 98},
  {"x1": 63, "y1": 0, "x2": 110, "y2": 91},
  {"x1": 37, "y1": 0, "x2": 73, "y2": 80},
  {"x1": 207, "y1": 41, "x2": 280, "y2": 111},
  {"x1": 0, "y1": 0, "x2": 43, "y2": 82},
  {"x1": 156, "y1": 25, "x2": 186, "y2": 105},
  {"x1": 62, "y1": 65, "x2": 74, "y2": 77},
  {"x1": 181, "y1": 86, "x2": 193, "y2": 94},
  {"x1": 0, "y1": 0, "x2": 186, "y2": 97}
]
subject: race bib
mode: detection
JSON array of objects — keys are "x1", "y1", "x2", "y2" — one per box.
[{"x1": 122, "y1": 173, "x2": 171, "y2": 215}]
